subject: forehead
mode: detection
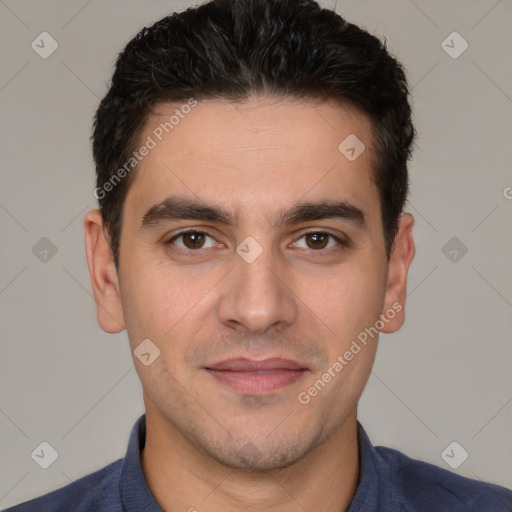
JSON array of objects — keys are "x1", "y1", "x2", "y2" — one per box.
[{"x1": 124, "y1": 96, "x2": 380, "y2": 225}]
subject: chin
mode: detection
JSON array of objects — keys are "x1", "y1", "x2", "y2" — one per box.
[{"x1": 202, "y1": 430, "x2": 319, "y2": 472}]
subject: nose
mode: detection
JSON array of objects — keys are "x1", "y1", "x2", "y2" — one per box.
[{"x1": 216, "y1": 244, "x2": 298, "y2": 335}]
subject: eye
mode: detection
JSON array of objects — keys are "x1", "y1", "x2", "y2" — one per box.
[
  {"x1": 166, "y1": 230, "x2": 219, "y2": 252},
  {"x1": 291, "y1": 231, "x2": 344, "y2": 251}
]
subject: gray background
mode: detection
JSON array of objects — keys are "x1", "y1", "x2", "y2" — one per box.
[{"x1": 1, "y1": 0, "x2": 511, "y2": 508}]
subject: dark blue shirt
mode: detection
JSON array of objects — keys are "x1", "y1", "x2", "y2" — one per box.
[{"x1": 6, "y1": 414, "x2": 512, "y2": 511}]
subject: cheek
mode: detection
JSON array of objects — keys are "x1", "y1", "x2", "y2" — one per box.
[
  {"x1": 119, "y1": 261, "x2": 216, "y2": 348},
  {"x1": 309, "y1": 267, "x2": 384, "y2": 402},
  {"x1": 304, "y1": 263, "x2": 386, "y2": 345}
]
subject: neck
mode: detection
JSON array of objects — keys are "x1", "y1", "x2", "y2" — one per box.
[{"x1": 140, "y1": 406, "x2": 360, "y2": 512}]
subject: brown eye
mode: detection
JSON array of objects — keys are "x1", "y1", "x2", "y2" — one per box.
[
  {"x1": 181, "y1": 232, "x2": 206, "y2": 249},
  {"x1": 166, "y1": 230, "x2": 217, "y2": 252},
  {"x1": 305, "y1": 232, "x2": 329, "y2": 250},
  {"x1": 292, "y1": 231, "x2": 344, "y2": 252}
]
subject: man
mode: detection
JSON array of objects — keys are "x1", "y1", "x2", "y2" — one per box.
[{"x1": 7, "y1": 0, "x2": 511, "y2": 510}]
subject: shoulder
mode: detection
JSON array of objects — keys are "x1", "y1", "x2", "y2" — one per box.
[
  {"x1": 4, "y1": 459, "x2": 123, "y2": 512},
  {"x1": 374, "y1": 445, "x2": 512, "y2": 511}
]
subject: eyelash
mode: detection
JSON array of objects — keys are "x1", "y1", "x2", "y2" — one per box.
[{"x1": 164, "y1": 229, "x2": 346, "y2": 257}]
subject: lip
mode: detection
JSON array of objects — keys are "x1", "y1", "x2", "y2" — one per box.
[{"x1": 204, "y1": 358, "x2": 308, "y2": 394}]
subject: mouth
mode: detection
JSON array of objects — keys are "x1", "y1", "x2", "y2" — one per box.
[{"x1": 204, "y1": 358, "x2": 309, "y2": 394}]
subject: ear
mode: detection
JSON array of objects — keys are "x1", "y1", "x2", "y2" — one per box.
[
  {"x1": 380, "y1": 213, "x2": 415, "y2": 334},
  {"x1": 84, "y1": 209, "x2": 125, "y2": 333}
]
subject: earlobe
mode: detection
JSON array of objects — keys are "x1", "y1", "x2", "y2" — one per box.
[
  {"x1": 380, "y1": 213, "x2": 416, "y2": 334},
  {"x1": 84, "y1": 209, "x2": 125, "y2": 333}
]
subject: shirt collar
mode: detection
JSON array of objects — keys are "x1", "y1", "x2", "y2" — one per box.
[
  {"x1": 347, "y1": 421, "x2": 395, "y2": 511},
  {"x1": 119, "y1": 414, "x2": 391, "y2": 511},
  {"x1": 120, "y1": 414, "x2": 163, "y2": 511}
]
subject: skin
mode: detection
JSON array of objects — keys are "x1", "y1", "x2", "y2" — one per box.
[{"x1": 84, "y1": 96, "x2": 415, "y2": 512}]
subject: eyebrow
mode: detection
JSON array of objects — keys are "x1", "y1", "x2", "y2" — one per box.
[{"x1": 139, "y1": 196, "x2": 366, "y2": 230}]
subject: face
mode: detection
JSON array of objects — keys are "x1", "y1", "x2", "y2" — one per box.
[{"x1": 85, "y1": 96, "x2": 414, "y2": 471}]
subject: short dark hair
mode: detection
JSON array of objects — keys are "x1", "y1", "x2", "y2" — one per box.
[{"x1": 92, "y1": 0, "x2": 415, "y2": 269}]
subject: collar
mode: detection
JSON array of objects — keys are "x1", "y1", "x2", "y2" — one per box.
[{"x1": 120, "y1": 414, "x2": 163, "y2": 511}]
